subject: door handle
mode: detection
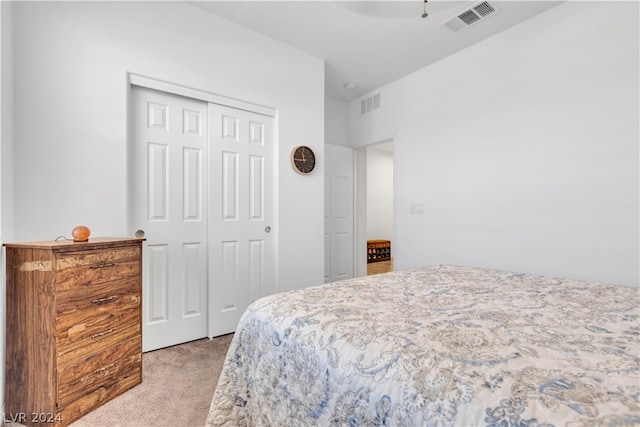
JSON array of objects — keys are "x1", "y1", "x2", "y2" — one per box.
[{"x1": 265, "y1": 226, "x2": 271, "y2": 233}]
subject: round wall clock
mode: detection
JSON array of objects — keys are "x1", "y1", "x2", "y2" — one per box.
[{"x1": 291, "y1": 145, "x2": 316, "y2": 174}]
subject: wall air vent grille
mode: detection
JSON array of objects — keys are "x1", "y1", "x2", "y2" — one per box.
[
  {"x1": 361, "y1": 93, "x2": 380, "y2": 116},
  {"x1": 442, "y1": 1, "x2": 499, "y2": 33},
  {"x1": 458, "y1": 10, "x2": 481, "y2": 25},
  {"x1": 474, "y1": 1, "x2": 496, "y2": 17}
]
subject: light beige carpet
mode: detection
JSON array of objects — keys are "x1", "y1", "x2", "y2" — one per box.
[{"x1": 68, "y1": 334, "x2": 233, "y2": 427}]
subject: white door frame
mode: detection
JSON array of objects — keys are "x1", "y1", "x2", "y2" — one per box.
[
  {"x1": 353, "y1": 137, "x2": 397, "y2": 277},
  {"x1": 128, "y1": 74, "x2": 276, "y2": 117},
  {"x1": 127, "y1": 73, "x2": 278, "y2": 340}
]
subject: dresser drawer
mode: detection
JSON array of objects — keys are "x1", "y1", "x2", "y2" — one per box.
[
  {"x1": 56, "y1": 276, "x2": 141, "y2": 364},
  {"x1": 58, "y1": 370, "x2": 142, "y2": 426},
  {"x1": 55, "y1": 246, "x2": 140, "y2": 291},
  {"x1": 57, "y1": 335, "x2": 142, "y2": 409}
]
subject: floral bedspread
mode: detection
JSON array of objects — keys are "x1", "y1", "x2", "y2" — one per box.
[{"x1": 206, "y1": 265, "x2": 640, "y2": 426}]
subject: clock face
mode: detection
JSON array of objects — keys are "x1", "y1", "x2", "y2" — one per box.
[{"x1": 291, "y1": 146, "x2": 316, "y2": 174}]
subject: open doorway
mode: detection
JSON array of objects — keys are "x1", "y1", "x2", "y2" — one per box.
[{"x1": 354, "y1": 139, "x2": 395, "y2": 277}]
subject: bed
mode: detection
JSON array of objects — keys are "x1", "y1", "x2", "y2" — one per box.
[{"x1": 206, "y1": 264, "x2": 640, "y2": 426}]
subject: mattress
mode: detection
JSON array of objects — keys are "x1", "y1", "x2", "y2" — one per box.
[{"x1": 206, "y1": 264, "x2": 640, "y2": 426}]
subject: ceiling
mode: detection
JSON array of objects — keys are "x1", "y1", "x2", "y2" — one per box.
[{"x1": 190, "y1": 1, "x2": 563, "y2": 102}]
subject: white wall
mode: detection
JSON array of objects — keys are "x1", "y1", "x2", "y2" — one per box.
[
  {"x1": 1, "y1": 0, "x2": 15, "y2": 243},
  {"x1": 349, "y1": 1, "x2": 639, "y2": 287},
  {"x1": 325, "y1": 95, "x2": 350, "y2": 147},
  {"x1": 0, "y1": 0, "x2": 13, "y2": 414},
  {"x1": 366, "y1": 146, "x2": 393, "y2": 242},
  {"x1": 8, "y1": 1, "x2": 325, "y2": 292},
  {"x1": 0, "y1": 2, "x2": 3, "y2": 417}
]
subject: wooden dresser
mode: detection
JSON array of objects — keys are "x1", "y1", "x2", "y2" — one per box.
[{"x1": 3, "y1": 238, "x2": 144, "y2": 426}]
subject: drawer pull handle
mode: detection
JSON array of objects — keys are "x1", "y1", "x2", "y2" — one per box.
[
  {"x1": 94, "y1": 362, "x2": 118, "y2": 375},
  {"x1": 91, "y1": 262, "x2": 116, "y2": 269},
  {"x1": 91, "y1": 328, "x2": 116, "y2": 339},
  {"x1": 92, "y1": 296, "x2": 116, "y2": 305}
]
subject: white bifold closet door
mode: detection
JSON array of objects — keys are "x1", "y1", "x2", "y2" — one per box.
[
  {"x1": 131, "y1": 85, "x2": 275, "y2": 351},
  {"x1": 208, "y1": 104, "x2": 274, "y2": 338},
  {"x1": 131, "y1": 86, "x2": 209, "y2": 352}
]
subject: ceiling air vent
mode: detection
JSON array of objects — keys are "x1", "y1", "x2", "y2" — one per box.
[
  {"x1": 442, "y1": 1, "x2": 499, "y2": 33},
  {"x1": 361, "y1": 93, "x2": 380, "y2": 116}
]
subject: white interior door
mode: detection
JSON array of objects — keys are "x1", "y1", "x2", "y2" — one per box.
[
  {"x1": 131, "y1": 86, "x2": 208, "y2": 352},
  {"x1": 208, "y1": 104, "x2": 274, "y2": 337},
  {"x1": 324, "y1": 144, "x2": 354, "y2": 283}
]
